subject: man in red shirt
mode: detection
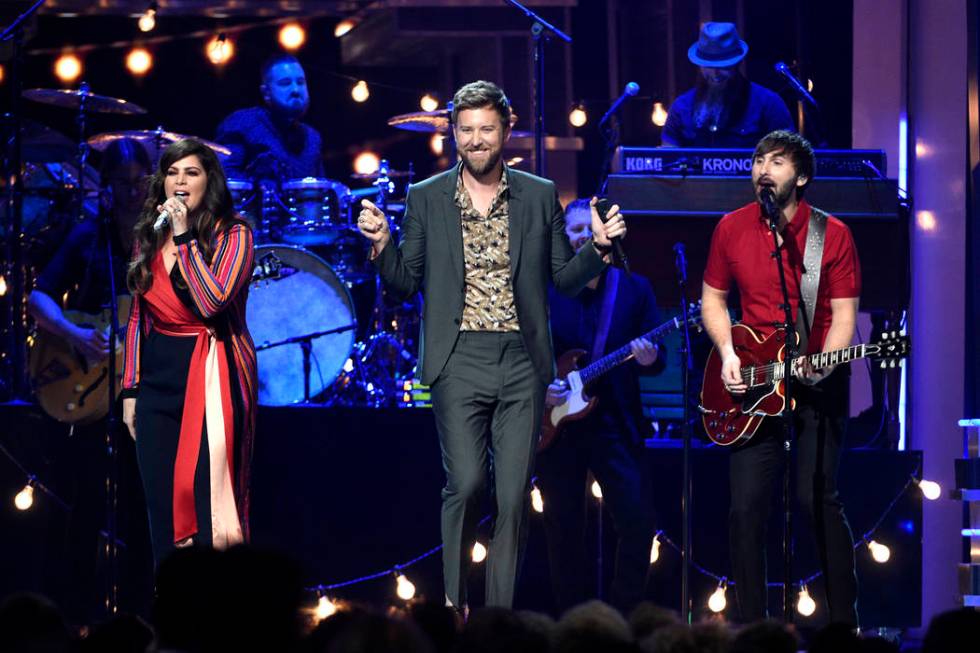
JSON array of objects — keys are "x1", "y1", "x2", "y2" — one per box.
[{"x1": 701, "y1": 130, "x2": 860, "y2": 625}]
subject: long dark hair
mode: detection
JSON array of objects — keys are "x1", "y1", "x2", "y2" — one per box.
[{"x1": 127, "y1": 138, "x2": 243, "y2": 294}]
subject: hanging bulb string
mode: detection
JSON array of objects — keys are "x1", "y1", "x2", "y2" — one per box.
[{"x1": 0, "y1": 442, "x2": 71, "y2": 511}]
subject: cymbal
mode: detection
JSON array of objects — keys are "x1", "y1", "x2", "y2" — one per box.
[
  {"x1": 351, "y1": 169, "x2": 412, "y2": 181},
  {"x1": 388, "y1": 109, "x2": 529, "y2": 137},
  {"x1": 23, "y1": 88, "x2": 147, "y2": 115},
  {"x1": 87, "y1": 130, "x2": 231, "y2": 157}
]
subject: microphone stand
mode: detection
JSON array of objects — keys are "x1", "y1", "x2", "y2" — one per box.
[
  {"x1": 762, "y1": 196, "x2": 798, "y2": 623},
  {"x1": 101, "y1": 193, "x2": 121, "y2": 618},
  {"x1": 673, "y1": 243, "x2": 694, "y2": 624},
  {"x1": 504, "y1": 0, "x2": 571, "y2": 177}
]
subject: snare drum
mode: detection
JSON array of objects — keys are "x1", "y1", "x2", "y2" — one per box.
[
  {"x1": 247, "y1": 244, "x2": 357, "y2": 405},
  {"x1": 280, "y1": 177, "x2": 351, "y2": 246}
]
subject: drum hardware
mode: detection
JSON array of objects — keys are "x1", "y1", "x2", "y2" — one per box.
[
  {"x1": 387, "y1": 108, "x2": 529, "y2": 137},
  {"x1": 254, "y1": 323, "x2": 356, "y2": 403},
  {"x1": 280, "y1": 177, "x2": 352, "y2": 246},
  {"x1": 87, "y1": 127, "x2": 231, "y2": 158},
  {"x1": 23, "y1": 87, "x2": 148, "y2": 116}
]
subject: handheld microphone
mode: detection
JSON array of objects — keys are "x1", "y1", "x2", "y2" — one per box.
[
  {"x1": 598, "y1": 82, "x2": 641, "y2": 129},
  {"x1": 774, "y1": 62, "x2": 819, "y2": 109},
  {"x1": 153, "y1": 196, "x2": 185, "y2": 232},
  {"x1": 595, "y1": 197, "x2": 629, "y2": 274},
  {"x1": 759, "y1": 188, "x2": 780, "y2": 230}
]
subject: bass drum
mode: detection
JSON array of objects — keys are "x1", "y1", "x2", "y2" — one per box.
[{"x1": 247, "y1": 244, "x2": 356, "y2": 405}]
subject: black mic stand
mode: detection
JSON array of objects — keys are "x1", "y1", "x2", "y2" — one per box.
[
  {"x1": 761, "y1": 194, "x2": 798, "y2": 623},
  {"x1": 100, "y1": 190, "x2": 121, "y2": 618},
  {"x1": 505, "y1": 0, "x2": 571, "y2": 177},
  {"x1": 673, "y1": 242, "x2": 694, "y2": 624}
]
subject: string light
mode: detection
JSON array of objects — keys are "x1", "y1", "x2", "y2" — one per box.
[
  {"x1": 0, "y1": 274, "x2": 7, "y2": 296},
  {"x1": 916, "y1": 478, "x2": 941, "y2": 500},
  {"x1": 531, "y1": 485, "x2": 544, "y2": 513},
  {"x1": 867, "y1": 539, "x2": 891, "y2": 563},
  {"x1": 394, "y1": 573, "x2": 416, "y2": 600},
  {"x1": 353, "y1": 151, "x2": 380, "y2": 175},
  {"x1": 206, "y1": 34, "x2": 234, "y2": 66},
  {"x1": 0, "y1": 64, "x2": 6, "y2": 84},
  {"x1": 797, "y1": 586, "x2": 816, "y2": 616},
  {"x1": 137, "y1": 2, "x2": 157, "y2": 32},
  {"x1": 568, "y1": 104, "x2": 587, "y2": 128},
  {"x1": 351, "y1": 80, "x2": 370, "y2": 103},
  {"x1": 807, "y1": 78, "x2": 814, "y2": 92},
  {"x1": 591, "y1": 480, "x2": 603, "y2": 499},
  {"x1": 420, "y1": 94, "x2": 439, "y2": 112},
  {"x1": 125, "y1": 48, "x2": 153, "y2": 76},
  {"x1": 471, "y1": 541, "x2": 487, "y2": 563},
  {"x1": 14, "y1": 481, "x2": 35, "y2": 511},
  {"x1": 334, "y1": 18, "x2": 357, "y2": 38},
  {"x1": 707, "y1": 581, "x2": 728, "y2": 613},
  {"x1": 429, "y1": 134, "x2": 444, "y2": 156},
  {"x1": 315, "y1": 595, "x2": 337, "y2": 621},
  {"x1": 649, "y1": 533, "x2": 661, "y2": 564},
  {"x1": 651, "y1": 102, "x2": 668, "y2": 127},
  {"x1": 278, "y1": 23, "x2": 306, "y2": 51},
  {"x1": 54, "y1": 53, "x2": 82, "y2": 83}
]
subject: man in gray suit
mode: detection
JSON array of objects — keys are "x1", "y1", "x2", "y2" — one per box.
[{"x1": 356, "y1": 80, "x2": 626, "y2": 611}]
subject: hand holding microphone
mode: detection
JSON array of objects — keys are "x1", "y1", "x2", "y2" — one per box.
[
  {"x1": 154, "y1": 195, "x2": 187, "y2": 235},
  {"x1": 591, "y1": 197, "x2": 629, "y2": 273}
]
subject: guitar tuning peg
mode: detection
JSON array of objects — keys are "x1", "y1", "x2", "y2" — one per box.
[{"x1": 880, "y1": 361, "x2": 887, "y2": 369}]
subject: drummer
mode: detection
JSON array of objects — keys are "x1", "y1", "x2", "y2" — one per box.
[{"x1": 215, "y1": 53, "x2": 325, "y2": 181}]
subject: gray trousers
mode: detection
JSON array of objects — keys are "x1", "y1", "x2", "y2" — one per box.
[{"x1": 430, "y1": 331, "x2": 546, "y2": 608}]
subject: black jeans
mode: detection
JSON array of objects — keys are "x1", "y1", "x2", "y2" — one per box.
[
  {"x1": 729, "y1": 368, "x2": 858, "y2": 625},
  {"x1": 536, "y1": 426, "x2": 654, "y2": 615},
  {"x1": 430, "y1": 332, "x2": 545, "y2": 608}
]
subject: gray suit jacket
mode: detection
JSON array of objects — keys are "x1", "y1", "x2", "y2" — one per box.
[{"x1": 374, "y1": 165, "x2": 607, "y2": 385}]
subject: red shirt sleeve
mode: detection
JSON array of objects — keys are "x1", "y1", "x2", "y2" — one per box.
[
  {"x1": 703, "y1": 214, "x2": 733, "y2": 291},
  {"x1": 824, "y1": 219, "x2": 861, "y2": 299}
]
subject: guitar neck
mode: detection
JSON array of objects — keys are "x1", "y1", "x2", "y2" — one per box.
[
  {"x1": 579, "y1": 317, "x2": 682, "y2": 387},
  {"x1": 762, "y1": 343, "x2": 867, "y2": 383}
]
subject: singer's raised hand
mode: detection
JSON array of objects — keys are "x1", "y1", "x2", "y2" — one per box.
[
  {"x1": 589, "y1": 196, "x2": 625, "y2": 248},
  {"x1": 157, "y1": 196, "x2": 188, "y2": 235},
  {"x1": 356, "y1": 199, "x2": 391, "y2": 254}
]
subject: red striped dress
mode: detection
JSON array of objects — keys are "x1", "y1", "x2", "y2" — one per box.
[{"x1": 122, "y1": 222, "x2": 256, "y2": 553}]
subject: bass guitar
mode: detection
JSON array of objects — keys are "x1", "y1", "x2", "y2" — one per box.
[{"x1": 699, "y1": 323, "x2": 909, "y2": 446}]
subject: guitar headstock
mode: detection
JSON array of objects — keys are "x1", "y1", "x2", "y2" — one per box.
[
  {"x1": 867, "y1": 330, "x2": 910, "y2": 368},
  {"x1": 687, "y1": 300, "x2": 704, "y2": 332}
]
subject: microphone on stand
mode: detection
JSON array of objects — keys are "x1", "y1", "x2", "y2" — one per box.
[
  {"x1": 774, "y1": 62, "x2": 819, "y2": 109},
  {"x1": 598, "y1": 82, "x2": 641, "y2": 130},
  {"x1": 595, "y1": 197, "x2": 629, "y2": 274},
  {"x1": 153, "y1": 196, "x2": 185, "y2": 232},
  {"x1": 673, "y1": 242, "x2": 688, "y2": 283},
  {"x1": 759, "y1": 188, "x2": 781, "y2": 231}
]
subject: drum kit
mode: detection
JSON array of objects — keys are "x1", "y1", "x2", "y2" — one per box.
[{"x1": 3, "y1": 86, "x2": 493, "y2": 408}]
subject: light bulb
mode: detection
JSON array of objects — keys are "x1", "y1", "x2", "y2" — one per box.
[
  {"x1": 54, "y1": 53, "x2": 82, "y2": 83},
  {"x1": 126, "y1": 48, "x2": 153, "y2": 76},
  {"x1": 14, "y1": 483, "x2": 34, "y2": 511},
  {"x1": 351, "y1": 80, "x2": 370, "y2": 103},
  {"x1": 918, "y1": 479, "x2": 941, "y2": 500},
  {"x1": 315, "y1": 595, "x2": 337, "y2": 620},
  {"x1": 279, "y1": 23, "x2": 306, "y2": 51},
  {"x1": 471, "y1": 541, "x2": 487, "y2": 563},
  {"x1": 138, "y1": 8, "x2": 156, "y2": 33},
  {"x1": 531, "y1": 486, "x2": 544, "y2": 513},
  {"x1": 206, "y1": 35, "x2": 234, "y2": 65},
  {"x1": 797, "y1": 587, "x2": 816, "y2": 616},
  {"x1": 0, "y1": 275, "x2": 7, "y2": 296},
  {"x1": 868, "y1": 539, "x2": 891, "y2": 563},
  {"x1": 707, "y1": 583, "x2": 727, "y2": 613},
  {"x1": 651, "y1": 102, "x2": 668, "y2": 127},
  {"x1": 591, "y1": 480, "x2": 602, "y2": 499},
  {"x1": 334, "y1": 18, "x2": 357, "y2": 38},
  {"x1": 649, "y1": 534, "x2": 661, "y2": 564},
  {"x1": 395, "y1": 573, "x2": 416, "y2": 600},
  {"x1": 429, "y1": 134, "x2": 444, "y2": 156},
  {"x1": 568, "y1": 105, "x2": 587, "y2": 128},
  {"x1": 354, "y1": 151, "x2": 380, "y2": 175},
  {"x1": 420, "y1": 94, "x2": 439, "y2": 112}
]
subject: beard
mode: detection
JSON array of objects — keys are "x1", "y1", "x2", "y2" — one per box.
[
  {"x1": 756, "y1": 176, "x2": 798, "y2": 207},
  {"x1": 460, "y1": 145, "x2": 503, "y2": 178}
]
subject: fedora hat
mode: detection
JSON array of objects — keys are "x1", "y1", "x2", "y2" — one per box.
[{"x1": 688, "y1": 22, "x2": 749, "y2": 68}]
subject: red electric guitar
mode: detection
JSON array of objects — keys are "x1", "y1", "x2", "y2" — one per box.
[
  {"x1": 700, "y1": 324, "x2": 909, "y2": 446},
  {"x1": 539, "y1": 304, "x2": 702, "y2": 452}
]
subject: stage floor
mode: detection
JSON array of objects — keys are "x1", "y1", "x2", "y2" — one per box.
[{"x1": 0, "y1": 403, "x2": 922, "y2": 627}]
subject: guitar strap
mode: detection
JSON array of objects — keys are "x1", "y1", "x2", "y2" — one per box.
[
  {"x1": 796, "y1": 205, "x2": 828, "y2": 354},
  {"x1": 591, "y1": 267, "x2": 620, "y2": 364}
]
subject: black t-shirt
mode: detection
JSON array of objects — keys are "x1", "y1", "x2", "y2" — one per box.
[{"x1": 34, "y1": 217, "x2": 130, "y2": 314}]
